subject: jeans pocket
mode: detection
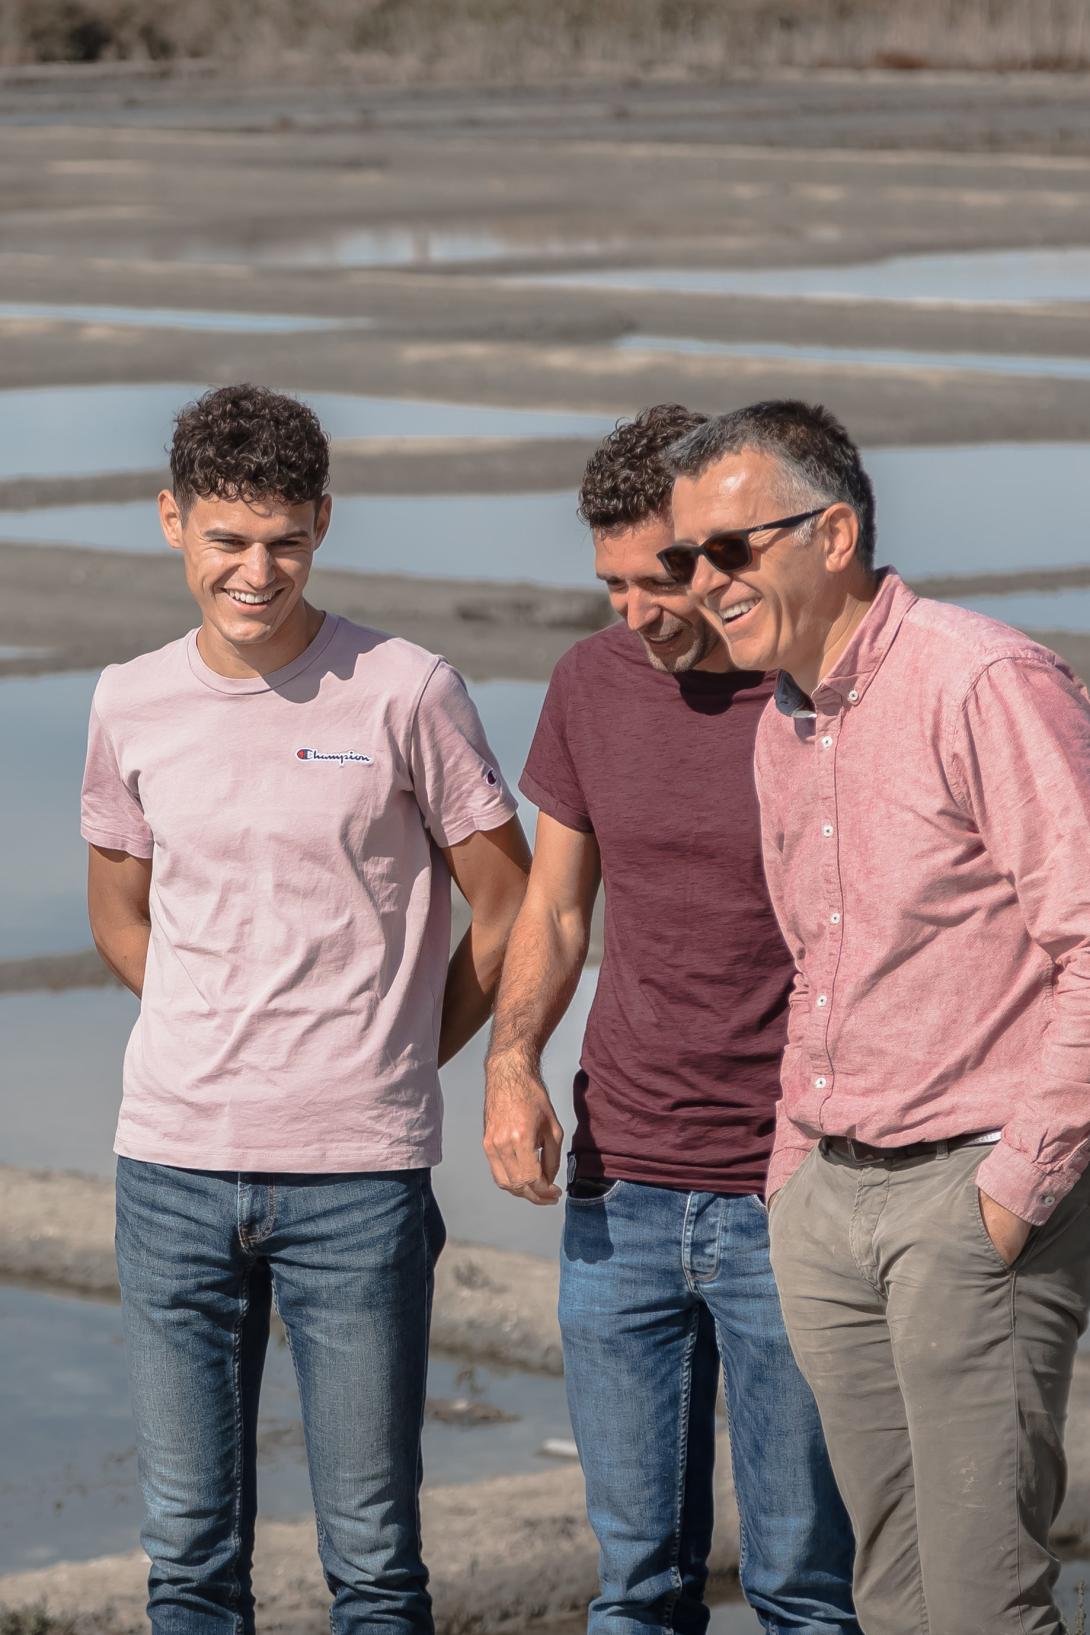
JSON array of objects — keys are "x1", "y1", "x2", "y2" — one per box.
[{"x1": 566, "y1": 1179, "x2": 624, "y2": 1205}]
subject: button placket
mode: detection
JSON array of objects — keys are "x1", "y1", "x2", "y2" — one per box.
[{"x1": 806, "y1": 702, "x2": 842, "y2": 1104}]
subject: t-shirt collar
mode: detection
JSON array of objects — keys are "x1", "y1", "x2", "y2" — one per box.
[
  {"x1": 186, "y1": 612, "x2": 339, "y2": 696},
  {"x1": 775, "y1": 567, "x2": 916, "y2": 717}
]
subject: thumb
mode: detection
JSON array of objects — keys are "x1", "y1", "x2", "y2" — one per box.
[{"x1": 541, "y1": 1118, "x2": 564, "y2": 1185}]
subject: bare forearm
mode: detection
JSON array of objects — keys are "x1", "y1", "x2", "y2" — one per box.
[
  {"x1": 92, "y1": 920, "x2": 150, "y2": 998},
  {"x1": 487, "y1": 894, "x2": 589, "y2": 1074},
  {"x1": 438, "y1": 912, "x2": 513, "y2": 1067}
]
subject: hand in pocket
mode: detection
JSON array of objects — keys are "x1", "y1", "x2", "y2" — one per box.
[{"x1": 978, "y1": 1189, "x2": 1032, "y2": 1266}]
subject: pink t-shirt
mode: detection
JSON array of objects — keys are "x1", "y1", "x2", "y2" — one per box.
[{"x1": 80, "y1": 613, "x2": 517, "y2": 1172}]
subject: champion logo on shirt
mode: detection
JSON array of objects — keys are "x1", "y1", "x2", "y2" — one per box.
[
  {"x1": 482, "y1": 765, "x2": 498, "y2": 786},
  {"x1": 296, "y1": 748, "x2": 374, "y2": 766}
]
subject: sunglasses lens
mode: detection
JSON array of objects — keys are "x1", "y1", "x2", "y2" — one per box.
[
  {"x1": 659, "y1": 548, "x2": 697, "y2": 584},
  {"x1": 703, "y1": 537, "x2": 750, "y2": 574}
]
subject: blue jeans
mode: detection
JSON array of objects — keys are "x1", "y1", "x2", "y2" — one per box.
[
  {"x1": 560, "y1": 1181, "x2": 859, "y2": 1634},
  {"x1": 115, "y1": 1158, "x2": 446, "y2": 1634}
]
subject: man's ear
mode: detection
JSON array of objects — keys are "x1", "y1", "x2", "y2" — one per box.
[
  {"x1": 313, "y1": 493, "x2": 332, "y2": 551},
  {"x1": 822, "y1": 503, "x2": 861, "y2": 576},
  {"x1": 159, "y1": 490, "x2": 185, "y2": 551}
]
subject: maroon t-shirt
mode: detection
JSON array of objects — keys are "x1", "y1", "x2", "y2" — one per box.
[{"x1": 521, "y1": 622, "x2": 793, "y2": 1194}]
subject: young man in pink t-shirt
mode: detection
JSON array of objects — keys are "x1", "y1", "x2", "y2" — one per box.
[{"x1": 81, "y1": 384, "x2": 530, "y2": 1634}]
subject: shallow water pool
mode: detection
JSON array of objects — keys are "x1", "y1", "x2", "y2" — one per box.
[
  {"x1": 527, "y1": 245, "x2": 1090, "y2": 305},
  {"x1": 0, "y1": 384, "x2": 610, "y2": 481}
]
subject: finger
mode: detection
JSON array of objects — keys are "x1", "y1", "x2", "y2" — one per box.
[
  {"x1": 512, "y1": 1179, "x2": 562, "y2": 1206},
  {"x1": 540, "y1": 1121, "x2": 564, "y2": 1184}
]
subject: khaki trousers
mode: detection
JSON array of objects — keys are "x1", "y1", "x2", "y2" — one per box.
[{"x1": 769, "y1": 1142, "x2": 1090, "y2": 1635}]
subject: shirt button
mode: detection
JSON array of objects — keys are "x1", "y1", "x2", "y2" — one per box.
[
  {"x1": 830, "y1": 912, "x2": 841, "y2": 924},
  {"x1": 815, "y1": 1076, "x2": 827, "y2": 1089},
  {"x1": 817, "y1": 995, "x2": 828, "y2": 1006},
  {"x1": 821, "y1": 735, "x2": 833, "y2": 748},
  {"x1": 822, "y1": 823, "x2": 834, "y2": 837},
  {"x1": 848, "y1": 689, "x2": 859, "y2": 702},
  {"x1": 1042, "y1": 1193, "x2": 1056, "y2": 1207}
]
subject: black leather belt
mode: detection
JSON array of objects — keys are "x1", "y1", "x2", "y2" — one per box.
[{"x1": 822, "y1": 1130, "x2": 1000, "y2": 1166}]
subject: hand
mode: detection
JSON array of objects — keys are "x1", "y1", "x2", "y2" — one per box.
[
  {"x1": 483, "y1": 1056, "x2": 564, "y2": 1206},
  {"x1": 978, "y1": 1189, "x2": 1033, "y2": 1266}
]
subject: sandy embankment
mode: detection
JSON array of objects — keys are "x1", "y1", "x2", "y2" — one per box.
[
  {"x1": 5, "y1": 1160, "x2": 1090, "y2": 1632},
  {"x1": 0, "y1": 1456, "x2": 739, "y2": 1634},
  {"x1": 0, "y1": 1163, "x2": 738, "y2": 1631}
]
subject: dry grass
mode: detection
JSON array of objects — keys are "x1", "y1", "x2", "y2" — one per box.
[{"x1": 0, "y1": 0, "x2": 1088, "y2": 74}]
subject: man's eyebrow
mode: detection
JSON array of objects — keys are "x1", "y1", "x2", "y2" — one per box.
[{"x1": 202, "y1": 528, "x2": 311, "y2": 543}]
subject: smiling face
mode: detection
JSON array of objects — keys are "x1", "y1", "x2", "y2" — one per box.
[
  {"x1": 594, "y1": 513, "x2": 731, "y2": 674},
  {"x1": 159, "y1": 489, "x2": 331, "y2": 675},
  {"x1": 672, "y1": 448, "x2": 858, "y2": 683}
]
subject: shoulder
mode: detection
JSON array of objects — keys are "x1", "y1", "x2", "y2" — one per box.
[
  {"x1": 331, "y1": 617, "x2": 443, "y2": 687},
  {"x1": 91, "y1": 633, "x2": 190, "y2": 722},
  {"x1": 901, "y1": 595, "x2": 1076, "y2": 698},
  {"x1": 546, "y1": 621, "x2": 634, "y2": 693}
]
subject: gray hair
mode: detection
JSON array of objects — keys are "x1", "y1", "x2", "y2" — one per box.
[{"x1": 668, "y1": 399, "x2": 876, "y2": 569}]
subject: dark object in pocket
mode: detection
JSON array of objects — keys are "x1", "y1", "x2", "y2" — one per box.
[{"x1": 568, "y1": 1177, "x2": 616, "y2": 1199}]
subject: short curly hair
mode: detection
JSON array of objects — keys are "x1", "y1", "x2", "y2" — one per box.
[
  {"x1": 578, "y1": 403, "x2": 707, "y2": 532},
  {"x1": 170, "y1": 384, "x2": 330, "y2": 519}
]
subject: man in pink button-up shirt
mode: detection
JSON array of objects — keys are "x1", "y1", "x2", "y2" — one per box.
[{"x1": 663, "y1": 398, "x2": 1090, "y2": 1635}]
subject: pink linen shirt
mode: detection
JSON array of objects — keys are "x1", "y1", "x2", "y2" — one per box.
[{"x1": 755, "y1": 568, "x2": 1090, "y2": 1225}]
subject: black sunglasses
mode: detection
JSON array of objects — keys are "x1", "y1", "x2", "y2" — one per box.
[{"x1": 656, "y1": 508, "x2": 826, "y2": 585}]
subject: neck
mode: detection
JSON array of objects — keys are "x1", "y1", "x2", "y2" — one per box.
[
  {"x1": 197, "y1": 600, "x2": 324, "y2": 679},
  {"x1": 791, "y1": 572, "x2": 880, "y2": 699}
]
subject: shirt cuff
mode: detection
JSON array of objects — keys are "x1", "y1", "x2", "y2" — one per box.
[
  {"x1": 974, "y1": 1138, "x2": 1079, "y2": 1226},
  {"x1": 765, "y1": 1140, "x2": 816, "y2": 1204}
]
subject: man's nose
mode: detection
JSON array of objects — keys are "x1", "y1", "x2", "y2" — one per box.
[
  {"x1": 240, "y1": 543, "x2": 276, "y2": 585},
  {"x1": 625, "y1": 589, "x2": 660, "y2": 633},
  {"x1": 690, "y1": 553, "x2": 731, "y2": 601}
]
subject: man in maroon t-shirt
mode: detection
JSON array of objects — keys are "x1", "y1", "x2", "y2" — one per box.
[{"x1": 483, "y1": 406, "x2": 858, "y2": 1634}]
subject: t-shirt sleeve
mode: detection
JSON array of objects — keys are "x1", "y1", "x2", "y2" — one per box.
[
  {"x1": 408, "y1": 660, "x2": 519, "y2": 847},
  {"x1": 81, "y1": 694, "x2": 154, "y2": 858},
  {"x1": 519, "y1": 661, "x2": 592, "y2": 833}
]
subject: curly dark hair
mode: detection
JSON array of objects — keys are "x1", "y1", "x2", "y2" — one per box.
[
  {"x1": 170, "y1": 384, "x2": 330, "y2": 518},
  {"x1": 668, "y1": 398, "x2": 877, "y2": 568},
  {"x1": 578, "y1": 403, "x2": 707, "y2": 532}
]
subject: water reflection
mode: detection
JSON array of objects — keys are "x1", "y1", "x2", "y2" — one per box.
[
  {"x1": 0, "y1": 1282, "x2": 572, "y2": 1574},
  {"x1": 0, "y1": 303, "x2": 373, "y2": 333},
  {"x1": 528, "y1": 246, "x2": 1090, "y2": 304},
  {"x1": 0, "y1": 385, "x2": 609, "y2": 481},
  {"x1": 618, "y1": 335, "x2": 1090, "y2": 380},
  {"x1": 179, "y1": 225, "x2": 622, "y2": 270},
  {"x1": 2, "y1": 445, "x2": 1087, "y2": 587}
]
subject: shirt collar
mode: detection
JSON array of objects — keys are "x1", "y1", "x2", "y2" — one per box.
[{"x1": 775, "y1": 567, "x2": 917, "y2": 718}]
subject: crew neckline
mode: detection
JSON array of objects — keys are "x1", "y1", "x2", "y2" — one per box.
[{"x1": 186, "y1": 612, "x2": 339, "y2": 695}]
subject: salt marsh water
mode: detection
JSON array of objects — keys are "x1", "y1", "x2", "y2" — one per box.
[
  {"x1": 0, "y1": 384, "x2": 610, "y2": 481},
  {"x1": 2, "y1": 443, "x2": 1087, "y2": 587},
  {"x1": 181, "y1": 225, "x2": 619, "y2": 269},
  {"x1": 0, "y1": 1282, "x2": 573, "y2": 1573},
  {"x1": 952, "y1": 587, "x2": 1090, "y2": 632},
  {"x1": 531, "y1": 246, "x2": 1090, "y2": 304},
  {"x1": 0, "y1": 302, "x2": 373, "y2": 333},
  {"x1": 618, "y1": 334, "x2": 1090, "y2": 380},
  {"x1": 0, "y1": 492, "x2": 592, "y2": 587}
]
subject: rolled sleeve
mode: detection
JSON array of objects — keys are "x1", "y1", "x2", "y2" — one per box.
[
  {"x1": 408, "y1": 661, "x2": 518, "y2": 847},
  {"x1": 953, "y1": 657, "x2": 1090, "y2": 1223},
  {"x1": 81, "y1": 695, "x2": 154, "y2": 859},
  {"x1": 518, "y1": 663, "x2": 593, "y2": 834}
]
